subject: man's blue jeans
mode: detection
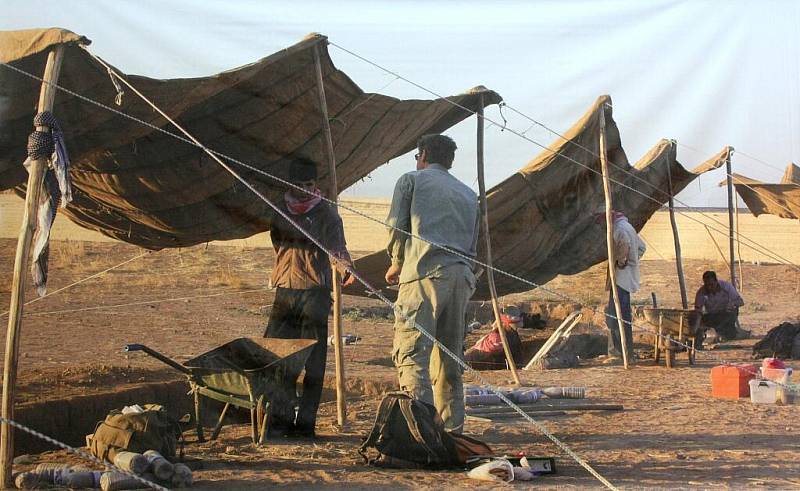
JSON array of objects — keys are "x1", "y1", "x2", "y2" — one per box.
[{"x1": 605, "y1": 287, "x2": 633, "y2": 358}]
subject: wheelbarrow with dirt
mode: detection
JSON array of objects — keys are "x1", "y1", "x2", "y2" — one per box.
[
  {"x1": 125, "y1": 337, "x2": 316, "y2": 444},
  {"x1": 641, "y1": 308, "x2": 702, "y2": 367}
]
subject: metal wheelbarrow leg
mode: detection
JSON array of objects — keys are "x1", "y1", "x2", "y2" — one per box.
[{"x1": 125, "y1": 338, "x2": 316, "y2": 445}]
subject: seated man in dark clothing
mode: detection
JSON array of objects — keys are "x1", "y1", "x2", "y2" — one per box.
[{"x1": 694, "y1": 270, "x2": 744, "y2": 348}]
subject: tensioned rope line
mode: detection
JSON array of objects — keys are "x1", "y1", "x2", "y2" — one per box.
[
  {"x1": 0, "y1": 417, "x2": 167, "y2": 491},
  {"x1": 26, "y1": 288, "x2": 271, "y2": 316},
  {"x1": 485, "y1": 105, "x2": 798, "y2": 268},
  {"x1": 330, "y1": 75, "x2": 400, "y2": 129},
  {"x1": 0, "y1": 52, "x2": 679, "y2": 309},
  {"x1": 500, "y1": 105, "x2": 800, "y2": 261},
  {"x1": 2, "y1": 54, "x2": 785, "y2": 371},
  {"x1": 328, "y1": 42, "x2": 800, "y2": 270},
  {"x1": 677, "y1": 142, "x2": 800, "y2": 216},
  {"x1": 1, "y1": 46, "x2": 791, "y2": 489},
  {"x1": 2, "y1": 50, "x2": 784, "y2": 481},
  {"x1": 1, "y1": 56, "x2": 791, "y2": 271},
  {"x1": 728, "y1": 148, "x2": 800, "y2": 189},
  {"x1": 726, "y1": 172, "x2": 798, "y2": 217},
  {"x1": 88, "y1": 43, "x2": 799, "y2": 483},
  {"x1": 72, "y1": 48, "x2": 618, "y2": 490},
  {"x1": 191, "y1": 160, "x2": 621, "y2": 489},
  {"x1": 0, "y1": 250, "x2": 153, "y2": 318},
  {"x1": 7, "y1": 47, "x2": 790, "y2": 380},
  {"x1": 0, "y1": 54, "x2": 786, "y2": 384},
  {"x1": 675, "y1": 143, "x2": 798, "y2": 217},
  {"x1": 85, "y1": 42, "x2": 796, "y2": 401}
]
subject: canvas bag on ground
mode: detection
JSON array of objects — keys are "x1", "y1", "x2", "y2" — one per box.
[
  {"x1": 89, "y1": 404, "x2": 181, "y2": 462},
  {"x1": 358, "y1": 391, "x2": 492, "y2": 468}
]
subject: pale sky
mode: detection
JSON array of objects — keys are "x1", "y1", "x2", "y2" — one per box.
[{"x1": 4, "y1": 0, "x2": 800, "y2": 207}]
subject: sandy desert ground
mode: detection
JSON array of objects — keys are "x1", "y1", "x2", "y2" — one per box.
[{"x1": 0, "y1": 195, "x2": 798, "y2": 489}]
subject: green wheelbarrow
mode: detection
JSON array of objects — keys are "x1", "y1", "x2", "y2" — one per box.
[{"x1": 126, "y1": 337, "x2": 317, "y2": 444}]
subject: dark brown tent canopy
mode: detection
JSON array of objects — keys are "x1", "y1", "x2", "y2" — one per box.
[
  {"x1": 345, "y1": 96, "x2": 727, "y2": 300},
  {"x1": 0, "y1": 28, "x2": 501, "y2": 248},
  {"x1": 730, "y1": 163, "x2": 800, "y2": 219}
]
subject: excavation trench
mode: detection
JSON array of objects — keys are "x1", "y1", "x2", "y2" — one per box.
[{"x1": 10, "y1": 374, "x2": 396, "y2": 455}]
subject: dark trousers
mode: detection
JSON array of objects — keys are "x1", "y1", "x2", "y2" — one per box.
[
  {"x1": 264, "y1": 287, "x2": 331, "y2": 430},
  {"x1": 605, "y1": 287, "x2": 633, "y2": 358},
  {"x1": 699, "y1": 309, "x2": 739, "y2": 346}
]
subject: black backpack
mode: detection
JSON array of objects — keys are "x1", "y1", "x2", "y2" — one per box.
[{"x1": 358, "y1": 392, "x2": 492, "y2": 468}]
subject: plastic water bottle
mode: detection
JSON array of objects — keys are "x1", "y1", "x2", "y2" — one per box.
[
  {"x1": 464, "y1": 385, "x2": 491, "y2": 396},
  {"x1": 64, "y1": 470, "x2": 104, "y2": 489},
  {"x1": 15, "y1": 464, "x2": 93, "y2": 489},
  {"x1": 561, "y1": 387, "x2": 586, "y2": 399},
  {"x1": 465, "y1": 393, "x2": 505, "y2": 406},
  {"x1": 512, "y1": 388, "x2": 543, "y2": 404},
  {"x1": 100, "y1": 471, "x2": 158, "y2": 491},
  {"x1": 113, "y1": 451, "x2": 149, "y2": 475},
  {"x1": 143, "y1": 450, "x2": 174, "y2": 480},
  {"x1": 171, "y1": 463, "x2": 193, "y2": 488},
  {"x1": 542, "y1": 386, "x2": 586, "y2": 399}
]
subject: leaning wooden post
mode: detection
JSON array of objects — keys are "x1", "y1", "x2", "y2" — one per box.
[
  {"x1": 725, "y1": 149, "x2": 737, "y2": 288},
  {"x1": 312, "y1": 41, "x2": 347, "y2": 427},
  {"x1": 735, "y1": 196, "x2": 744, "y2": 293},
  {"x1": 598, "y1": 109, "x2": 630, "y2": 369},
  {"x1": 475, "y1": 92, "x2": 521, "y2": 386},
  {"x1": 665, "y1": 143, "x2": 688, "y2": 309},
  {"x1": 0, "y1": 45, "x2": 65, "y2": 487}
]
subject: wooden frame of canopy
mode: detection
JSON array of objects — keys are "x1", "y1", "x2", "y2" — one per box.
[
  {"x1": 0, "y1": 35, "x2": 512, "y2": 483},
  {"x1": 0, "y1": 45, "x2": 65, "y2": 488}
]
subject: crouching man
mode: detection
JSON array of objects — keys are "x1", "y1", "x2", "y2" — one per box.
[
  {"x1": 264, "y1": 158, "x2": 354, "y2": 438},
  {"x1": 694, "y1": 270, "x2": 744, "y2": 347}
]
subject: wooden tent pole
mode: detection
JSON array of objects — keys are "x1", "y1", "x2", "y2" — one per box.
[
  {"x1": 725, "y1": 151, "x2": 737, "y2": 288},
  {"x1": 313, "y1": 43, "x2": 346, "y2": 427},
  {"x1": 735, "y1": 197, "x2": 744, "y2": 293},
  {"x1": 475, "y1": 93, "x2": 521, "y2": 386},
  {"x1": 0, "y1": 45, "x2": 65, "y2": 487},
  {"x1": 598, "y1": 110, "x2": 630, "y2": 369},
  {"x1": 665, "y1": 145, "x2": 688, "y2": 309}
]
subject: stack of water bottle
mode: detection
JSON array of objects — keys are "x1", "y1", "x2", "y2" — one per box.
[
  {"x1": 15, "y1": 450, "x2": 193, "y2": 490},
  {"x1": 464, "y1": 385, "x2": 585, "y2": 406}
]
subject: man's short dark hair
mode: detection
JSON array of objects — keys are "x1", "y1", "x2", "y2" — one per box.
[
  {"x1": 288, "y1": 157, "x2": 318, "y2": 182},
  {"x1": 418, "y1": 134, "x2": 457, "y2": 168},
  {"x1": 702, "y1": 271, "x2": 717, "y2": 281}
]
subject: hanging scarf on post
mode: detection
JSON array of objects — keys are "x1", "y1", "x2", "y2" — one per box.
[
  {"x1": 25, "y1": 111, "x2": 72, "y2": 297},
  {"x1": 284, "y1": 188, "x2": 322, "y2": 215}
]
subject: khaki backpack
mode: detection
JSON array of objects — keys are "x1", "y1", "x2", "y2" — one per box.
[{"x1": 88, "y1": 404, "x2": 181, "y2": 462}]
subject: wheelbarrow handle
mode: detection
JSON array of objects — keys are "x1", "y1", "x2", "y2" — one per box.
[{"x1": 125, "y1": 344, "x2": 192, "y2": 375}]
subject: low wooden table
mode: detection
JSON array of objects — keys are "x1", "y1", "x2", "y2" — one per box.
[{"x1": 641, "y1": 308, "x2": 702, "y2": 368}]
